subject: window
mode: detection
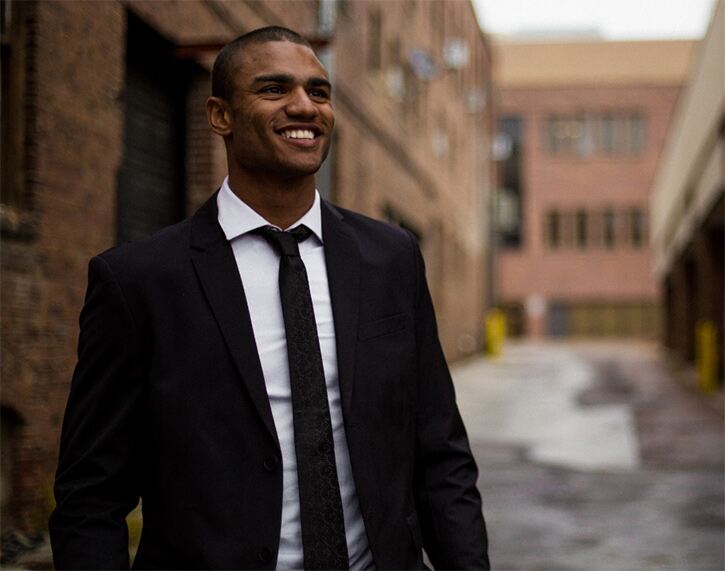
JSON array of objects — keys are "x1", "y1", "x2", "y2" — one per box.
[
  {"x1": 545, "y1": 115, "x2": 587, "y2": 155},
  {"x1": 545, "y1": 111, "x2": 647, "y2": 156},
  {"x1": 630, "y1": 208, "x2": 646, "y2": 248},
  {"x1": 497, "y1": 115, "x2": 524, "y2": 248},
  {"x1": 601, "y1": 113, "x2": 615, "y2": 154},
  {"x1": 575, "y1": 210, "x2": 588, "y2": 248},
  {"x1": 1, "y1": 0, "x2": 26, "y2": 210},
  {"x1": 589, "y1": 211, "x2": 603, "y2": 248},
  {"x1": 546, "y1": 210, "x2": 561, "y2": 249},
  {"x1": 628, "y1": 113, "x2": 646, "y2": 154},
  {"x1": 561, "y1": 211, "x2": 576, "y2": 248},
  {"x1": 603, "y1": 208, "x2": 616, "y2": 249},
  {"x1": 573, "y1": 114, "x2": 593, "y2": 157},
  {"x1": 543, "y1": 207, "x2": 643, "y2": 251},
  {"x1": 367, "y1": 8, "x2": 382, "y2": 71}
]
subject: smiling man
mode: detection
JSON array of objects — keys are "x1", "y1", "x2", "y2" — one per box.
[{"x1": 49, "y1": 27, "x2": 489, "y2": 570}]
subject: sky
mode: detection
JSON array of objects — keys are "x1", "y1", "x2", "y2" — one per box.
[{"x1": 473, "y1": 0, "x2": 718, "y2": 40}]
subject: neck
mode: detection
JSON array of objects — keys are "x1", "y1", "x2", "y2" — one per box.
[{"x1": 227, "y1": 168, "x2": 316, "y2": 229}]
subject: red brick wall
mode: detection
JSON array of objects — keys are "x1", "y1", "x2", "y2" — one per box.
[{"x1": 2, "y1": 0, "x2": 127, "y2": 529}]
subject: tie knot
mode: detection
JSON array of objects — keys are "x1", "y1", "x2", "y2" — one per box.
[{"x1": 255, "y1": 225, "x2": 312, "y2": 257}]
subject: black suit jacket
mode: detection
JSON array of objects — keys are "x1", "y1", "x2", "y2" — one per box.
[{"x1": 49, "y1": 194, "x2": 489, "y2": 570}]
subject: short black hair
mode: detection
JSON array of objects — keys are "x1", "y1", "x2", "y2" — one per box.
[{"x1": 211, "y1": 26, "x2": 313, "y2": 101}]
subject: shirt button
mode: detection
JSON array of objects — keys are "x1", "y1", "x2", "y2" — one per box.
[
  {"x1": 263, "y1": 455, "x2": 278, "y2": 471},
  {"x1": 258, "y1": 547, "x2": 273, "y2": 563}
]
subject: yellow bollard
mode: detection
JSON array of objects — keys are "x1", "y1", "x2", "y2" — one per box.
[
  {"x1": 485, "y1": 308, "x2": 507, "y2": 358},
  {"x1": 695, "y1": 320, "x2": 718, "y2": 393}
]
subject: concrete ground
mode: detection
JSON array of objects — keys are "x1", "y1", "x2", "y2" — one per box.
[{"x1": 454, "y1": 341, "x2": 724, "y2": 571}]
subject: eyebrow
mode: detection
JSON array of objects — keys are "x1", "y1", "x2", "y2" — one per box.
[{"x1": 252, "y1": 74, "x2": 332, "y2": 91}]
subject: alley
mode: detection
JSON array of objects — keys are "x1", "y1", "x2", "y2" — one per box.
[{"x1": 453, "y1": 342, "x2": 724, "y2": 571}]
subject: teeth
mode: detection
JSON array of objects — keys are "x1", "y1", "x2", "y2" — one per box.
[{"x1": 282, "y1": 129, "x2": 315, "y2": 140}]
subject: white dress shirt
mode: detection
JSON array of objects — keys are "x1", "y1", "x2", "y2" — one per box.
[{"x1": 217, "y1": 178, "x2": 374, "y2": 570}]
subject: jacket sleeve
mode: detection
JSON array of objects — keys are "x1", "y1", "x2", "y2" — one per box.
[
  {"x1": 408, "y1": 233, "x2": 490, "y2": 570},
  {"x1": 49, "y1": 255, "x2": 146, "y2": 570}
]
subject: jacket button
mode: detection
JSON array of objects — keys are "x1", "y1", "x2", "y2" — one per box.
[
  {"x1": 263, "y1": 455, "x2": 278, "y2": 471},
  {"x1": 258, "y1": 547, "x2": 272, "y2": 563}
]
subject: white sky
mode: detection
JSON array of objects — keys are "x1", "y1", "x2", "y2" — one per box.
[{"x1": 473, "y1": 0, "x2": 718, "y2": 40}]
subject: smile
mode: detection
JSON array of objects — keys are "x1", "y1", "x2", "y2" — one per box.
[{"x1": 280, "y1": 129, "x2": 316, "y2": 140}]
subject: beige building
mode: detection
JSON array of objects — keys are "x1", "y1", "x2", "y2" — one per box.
[
  {"x1": 492, "y1": 37, "x2": 695, "y2": 338},
  {"x1": 0, "y1": 0, "x2": 493, "y2": 538},
  {"x1": 651, "y1": 0, "x2": 724, "y2": 383}
]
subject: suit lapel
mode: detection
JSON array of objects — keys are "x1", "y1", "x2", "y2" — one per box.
[
  {"x1": 190, "y1": 193, "x2": 279, "y2": 448},
  {"x1": 321, "y1": 201, "x2": 360, "y2": 421}
]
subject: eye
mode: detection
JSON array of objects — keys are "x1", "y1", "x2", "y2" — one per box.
[
  {"x1": 261, "y1": 85, "x2": 284, "y2": 94},
  {"x1": 309, "y1": 89, "x2": 330, "y2": 100}
]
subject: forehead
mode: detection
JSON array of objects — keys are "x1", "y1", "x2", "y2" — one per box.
[{"x1": 234, "y1": 41, "x2": 328, "y2": 83}]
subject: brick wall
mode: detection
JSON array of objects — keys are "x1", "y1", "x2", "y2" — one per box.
[
  {"x1": 2, "y1": 0, "x2": 128, "y2": 529},
  {"x1": 333, "y1": 0, "x2": 492, "y2": 355}
]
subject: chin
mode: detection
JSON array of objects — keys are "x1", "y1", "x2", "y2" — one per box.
[{"x1": 283, "y1": 160, "x2": 324, "y2": 177}]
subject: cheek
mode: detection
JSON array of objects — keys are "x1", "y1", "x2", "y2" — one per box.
[{"x1": 235, "y1": 121, "x2": 272, "y2": 149}]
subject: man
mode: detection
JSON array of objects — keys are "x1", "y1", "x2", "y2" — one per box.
[{"x1": 49, "y1": 26, "x2": 489, "y2": 570}]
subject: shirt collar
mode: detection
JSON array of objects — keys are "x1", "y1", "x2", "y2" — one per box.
[{"x1": 217, "y1": 176, "x2": 323, "y2": 244}]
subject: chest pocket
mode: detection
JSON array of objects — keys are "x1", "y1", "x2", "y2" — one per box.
[{"x1": 358, "y1": 313, "x2": 407, "y2": 341}]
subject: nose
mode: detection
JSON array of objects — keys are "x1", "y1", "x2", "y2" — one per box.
[{"x1": 285, "y1": 86, "x2": 318, "y2": 118}]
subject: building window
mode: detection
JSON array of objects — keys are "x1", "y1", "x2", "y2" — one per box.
[
  {"x1": 603, "y1": 208, "x2": 616, "y2": 249},
  {"x1": 545, "y1": 111, "x2": 647, "y2": 156},
  {"x1": 574, "y1": 114, "x2": 594, "y2": 156},
  {"x1": 629, "y1": 208, "x2": 646, "y2": 248},
  {"x1": 589, "y1": 210, "x2": 603, "y2": 248},
  {"x1": 543, "y1": 207, "x2": 647, "y2": 251},
  {"x1": 561, "y1": 211, "x2": 576, "y2": 248},
  {"x1": 600, "y1": 113, "x2": 615, "y2": 154},
  {"x1": 546, "y1": 210, "x2": 561, "y2": 249},
  {"x1": 575, "y1": 210, "x2": 588, "y2": 248},
  {"x1": 1, "y1": 0, "x2": 26, "y2": 210},
  {"x1": 628, "y1": 113, "x2": 646, "y2": 154},
  {"x1": 497, "y1": 115, "x2": 524, "y2": 248},
  {"x1": 367, "y1": 8, "x2": 382, "y2": 71}
]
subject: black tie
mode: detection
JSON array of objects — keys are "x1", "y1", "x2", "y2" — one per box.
[{"x1": 256, "y1": 225, "x2": 349, "y2": 570}]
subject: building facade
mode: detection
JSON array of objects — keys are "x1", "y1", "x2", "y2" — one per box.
[
  {"x1": 651, "y1": 0, "x2": 724, "y2": 385},
  {"x1": 0, "y1": 0, "x2": 493, "y2": 537},
  {"x1": 492, "y1": 38, "x2": 695, "y2": 338}
]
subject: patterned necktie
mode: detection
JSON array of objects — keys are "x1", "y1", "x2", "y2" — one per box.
[{"x1": 256, "y1": 225, "x2": 349, "y2": 570}]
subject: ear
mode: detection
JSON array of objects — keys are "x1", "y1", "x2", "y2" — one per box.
[{"x1": 207, "y1": 96, "x2": 233, "y2": 137}]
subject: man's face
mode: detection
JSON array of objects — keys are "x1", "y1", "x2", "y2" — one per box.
[{"x1": 224, "y1": 41, "x2": 334, "y2": 179}]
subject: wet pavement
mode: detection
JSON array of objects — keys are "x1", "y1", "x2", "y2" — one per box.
[{"x1": 453, "y1": 341, "x2": 724, "y2": 571}]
